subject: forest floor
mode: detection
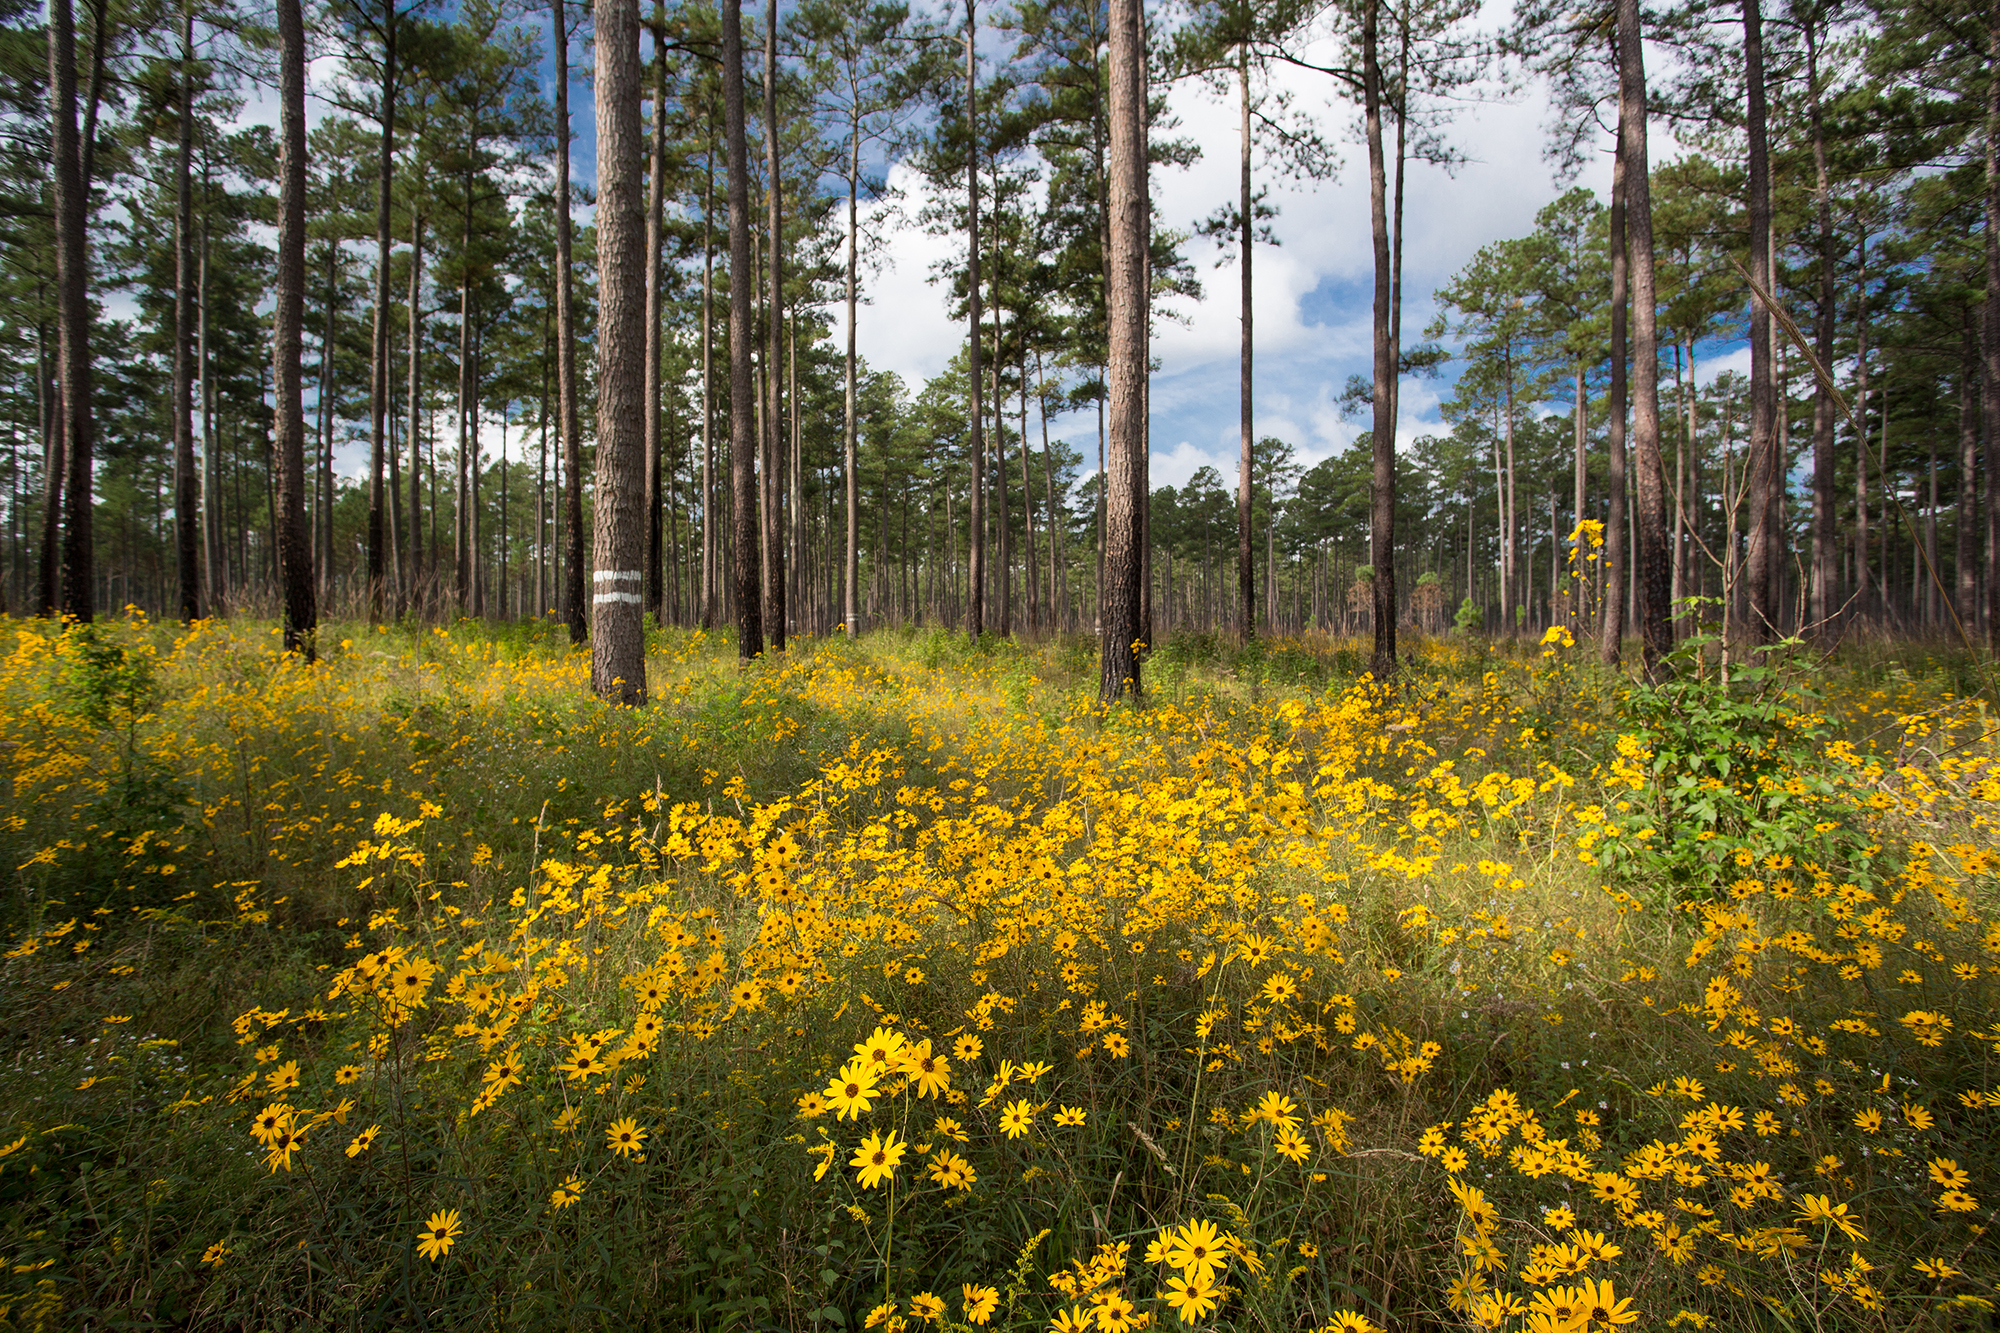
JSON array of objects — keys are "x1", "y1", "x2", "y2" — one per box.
[{"x1": 0, "y1": 615, "x2": 1997, "y2": 1331}]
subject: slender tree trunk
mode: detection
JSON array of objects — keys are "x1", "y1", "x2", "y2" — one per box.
[
  {"x1": 1365, "y1": 0, "x2": 1396, "y2": 678},
  {"x1": 965, "y1": 0, "x2": 985, "y2": 640},
  {"x1": 591, "y1": 0, "x2": 647, "y2": 700},
  {"x1": 553, "y1": 0, "x2": 586, "y2": 644},
  {"x1": 1619, "y1": 0, "x2": 1671, "y2": 673},
  {"x1": 1961, "y1": 324, "x2": 1981, "y2": 628},
  {"x1": 1236, "y1": 41, "x2": 1255, "y2": 641},
  {"x1": 201, "y1": 212, "x2": 224, "y2": 610},
  {"x1": 173, "y1": 3, "x2": 199, "y2": 621},
  {"x1": 723, "y1": 0, "x2": 762, "y2": 659},
  {"x1": 1985, "y1": 12, "x2": 2000, "y2": 648},
  {"x1": 318, "y1": 247, "x2": 336, "y2": 599},
  {"x1": 645, "y1": 15, "x2": 667, "y2": 625},
  {"x1": 273, "y1": 0, "x2": 314, "y2": 654},
  {"x1": 702, "y1": 109, "x2": 718, "y2": 629},
  {"x1": 1857, "y1": 223, "x2": 1874, "y2": 626},
  {"x1": 764, "y1": 0, "x2": 787, "y2": 650},
  {"x1": 1743, "y1": 0, "x2": 1779, "y2": 643},
  {"x1": 456, "y1": 187, "x2": 474, "y2": 609},
  {"x1": 51, "y1": 0, "x2": 91, "y2": 621},
  {"x1": 406, "y1": 209, "x2": 424, "y2": 609},
  {"x1": 844, "y1": 108, "x2": 861, "y2": 636},
  {"x1": 1020, "y1": 350, "x2": 1037, "y2": 632},
  {"x1": 1807, "y1": 25, "x2": 1836, "y2": 634},
  {"x1": 1100, "y1": 0, "x2": 1144, "y2": 699},
  {"x1": 1600, "y1": 107, "x2": 1628, "y2": 665},
  {"x1": 366, "y1": 6, "x2": 396, "y2": 623}
]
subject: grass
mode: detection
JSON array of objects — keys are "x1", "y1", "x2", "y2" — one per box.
[{"x1": 0, "y1": 613, "x2": 1996, "y2": 1332}]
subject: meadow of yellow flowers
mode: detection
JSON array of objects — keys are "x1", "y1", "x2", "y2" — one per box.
[{"x1": 0, "y1": 613, "x2": 1995, "y2": 1330}]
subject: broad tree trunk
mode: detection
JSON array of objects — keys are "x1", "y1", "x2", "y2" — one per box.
[
  {"x1": 1365, "y1": 0, "x2": 1396, "y2": 678},
  {"x1": 1618, "y1": 0, "x2": 1671, "y2": 674},
  {"x1": 1100, "y1": 0, "x2": 1144, "y2": 700},
  {"x1": 273, "y1": 0, "x2": 314, "y2": 654},
  {"x1": 723, "y1": 0, "x2": 762, "y2": 659},
  {"x1": 1600, "y1": 106, "x2": 1628, "y2": 665},
  {"x1": 51, "y1": 0, "x2": 91, "y2": 621},
  {"x1": 1743, "y1": 0, "x2": 1779, "y2": 643},
  {"x1": 1236, "y1": 42, "x2": 1255, "y2": 641},
  {"x1": 591, "y1": 0, "x2": 647, "y2": 701},
  {"x1": 553, "y1": 0, "x2": 586, "y2": 644},
  {"x1": 173, "y1": 3, "x2": 199, "y2": 621},
  {"x1": 965, "y1": 0, "x2": 985, "y2": 640}
]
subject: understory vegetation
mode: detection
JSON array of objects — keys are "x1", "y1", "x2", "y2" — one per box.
[{"x1": 1, "y1": 616, "x2": 1997, "y2": 1331}]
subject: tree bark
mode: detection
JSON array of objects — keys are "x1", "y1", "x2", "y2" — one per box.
[
  {"x1": 554, "y1": 0, "x2": 587, "y2": 644},
  {"x1": 1807, "y1": 21, "x2": 1836, "y2": 635},
  {"x1": 1744, "y1": 0, "x2": 1779, "y2": 643},
  {"x1": 1618, "y1": 0, "x2": 1671, "y2": 674},
  {"x1": 1365, "y1": 0, "x2": 1396, "y2": 678},
  {"x1": 591, "y1": 0, "x2": 648, "y2": 701},
  {"x1": 51, "y1": 0, "x2": 92, "y2": 621},
  {"x1": 1236, "y1": 41, "x2": 1255, "y2": 641},
  {"x1": 173, "y1": 3, "x2": 199, "y2": 621},
  {"x1": 723, "y1": 0, "x2": 763, "y2": 659},
  {"x1": 844, "y1": 106, "x2": 861, "y2": 636},
  {"x1": 965, "y1": 0, "x2": 985, "y2": 640},
  {"x1": 1985, "y1": 9, "x2": 2000, "y2": 649},
  {"x1": 1600, "y1": 106, "x2": 1628, "y2": 665},
  {"x1": 764, "y1": 0, "x2": 787, "y2": 651},
  {"x1": 407, "y1": 208, "x2": 424, "y2": 608},
  {"x1": 273, "y1": 0, "x2": 315, "y2": 655},
  {"x1": 1100, "y1": 0, "x2": 1144, "y2": 700},
  {"x1": 702, "y1": 109, "x2": 718, "y2": 630},
  {"x1": 366, "y1": 3, "x2": 396, "y2": 623},
  {"x1": 645, "y1": 13, "x2": 667, "y2": 625}
]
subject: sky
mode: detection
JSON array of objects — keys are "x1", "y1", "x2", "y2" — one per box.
[{"x1": 232, "y1": 7, "x2": 1754, "y2": 487}]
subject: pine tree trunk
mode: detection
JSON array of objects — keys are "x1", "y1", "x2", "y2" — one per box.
[
  {"x1": 273, "y1": 0, "x2": 314, "y2": 654},
  {"x1": 553, "y1": 0, "x2": 587, "y2": 644},
  {"x1": 965, "y1": 0, "x2": 985, "y2": 640},
  {"x1": 1099, "y1": 0, "x2": 1144, "y2": 700},
  {"x1": 51, "y1": 0, "x2": 91, "y2": 621},
  {"x1": 1985, "y1": 8, "x2": 2000, "y2": 649},
  {"x1": 1600, "y1": 105, "x2": 1628, "y2": 665},
  {"x1": 645, "y1": 16, "x2": 667, "y2": 625},
  {"x1": 764, "y1": 0, "x2": 788, "y2": 651},
  {"x1": 844, "y1": 110, "x2": 860, "y2": 636},
  {"x1": 1619, "y1": 0, "x2": 1671, "y2": 673},
  {"x1": 723, "y1": 0, "x2": 762, "y2": 659},
  {"x1": 407, "y1": 210, "x2": 424, "y2": 609},
  {"x1": 1236, "y1": 42, "x2": 1255, "y2": 642},
  {"x1": 1365, "y1": 0, "x2": 1396, "y2": 678},
  {"x1": 173, "y1": 3, "x2": 199, "y2": 621},
  {"x1": 1744, "y1": 0, "x2": 1779, "y2": 643},
  {"x1": 702, "y1": 110, "x2": 718, "y2": 630},
  {"x1": 366, "y1": 6, "x2": 396, "y2": 623},
  {"x1": 591, "y1": 0, "x2": 648, "y2": 701},
  {"x1": 1808, "y1": 24, "x2": 1836, "y2": 635}
]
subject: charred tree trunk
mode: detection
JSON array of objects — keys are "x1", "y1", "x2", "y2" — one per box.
[
  {"x1": 965, "y1": 0, "x2": 986, "y2": 640},
  {"x1": 1744, "y1": 0, "x2": 1779, "y2": 643}
]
